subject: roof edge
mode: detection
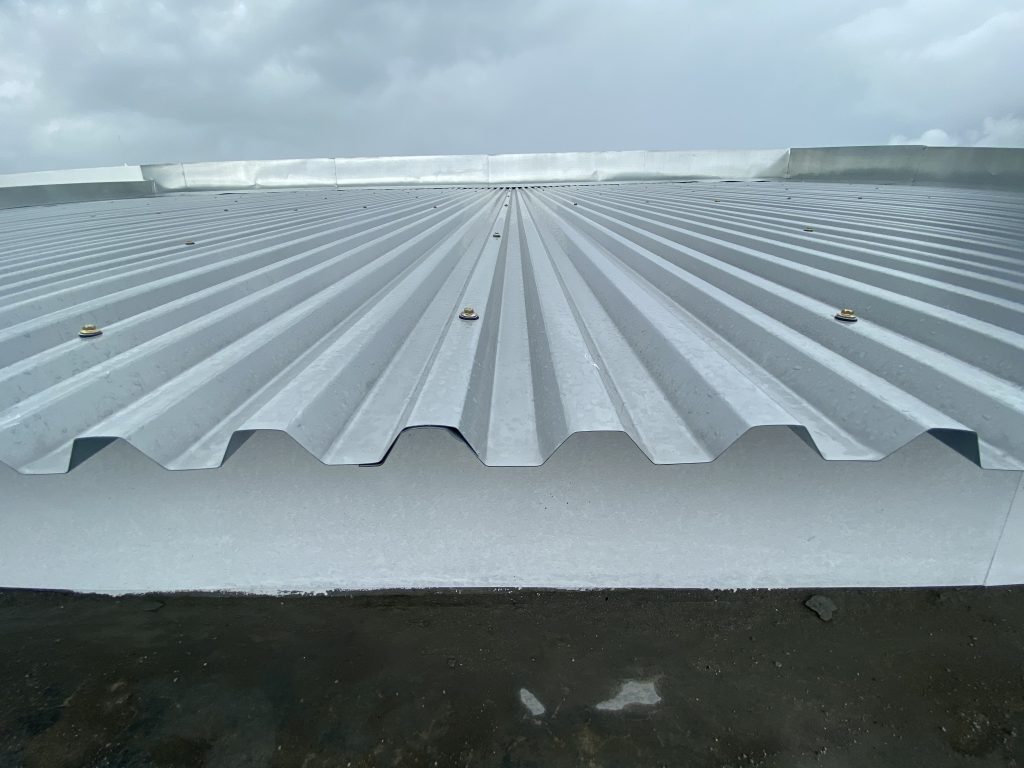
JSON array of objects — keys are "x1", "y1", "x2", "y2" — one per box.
[{"x1": 1, "y1": 146, "x2": 1022, "y2": 209}]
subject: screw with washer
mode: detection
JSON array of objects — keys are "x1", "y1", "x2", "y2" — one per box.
[
  {"x1": 79, "y1": 324, "x2": 103, "y2": 338},
  {"x1": 459, "y1": 306, "x2": 480, "y2": 321},
  {"x1": 834, "y1": 308, "x2": 858, "y2": 323}
]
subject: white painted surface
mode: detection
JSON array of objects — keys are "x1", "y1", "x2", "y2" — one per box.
[
  {"x1": 595, "y1": 681, "x2": 662, "y2": 711},
  {"x1": 519, "y1": 689, "x2": 546, "y2": 717},
  {"x1": 0, "y1": 427, "x2": 1019, "y2": 593}
]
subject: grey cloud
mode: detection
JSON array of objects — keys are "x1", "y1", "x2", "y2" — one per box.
[
  {"x1": 890, "y1": 115, "x2": 1024, "y2": 146},
  {"x1": 828, "y1": 0, "x2": 1024, "y2": 135},
  {"x1": 0, "y1": 0, "x2": 1021, "y2": 173}
]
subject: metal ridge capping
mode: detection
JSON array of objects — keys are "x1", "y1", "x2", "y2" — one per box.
[{"x1": 0, "y1": 170, "x2": 1022, "y2": 474}]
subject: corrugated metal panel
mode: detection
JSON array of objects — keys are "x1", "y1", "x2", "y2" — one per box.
[{"x1": 1, "y1": 181, "x2": 1022, "y2": 474}]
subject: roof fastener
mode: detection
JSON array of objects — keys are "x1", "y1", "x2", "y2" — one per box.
[
  {"x1": 459, "y1": 306, "x2": 480, "y2": 321},
  {"x1": 184, "y1": 239, "x2": 196, "y2": 245},
  {"x1": 834, "y1": 308, "x2": 858, "y2": 323},
  {"x1": 78, "y1": 323, "x2": 103, "y2": 338},
  {"x1": 802, "y1": 227, "x2": 814, "y2": 232},
  {"x1": 493, "y1": 232, "x2": 501, "y2": 238}
]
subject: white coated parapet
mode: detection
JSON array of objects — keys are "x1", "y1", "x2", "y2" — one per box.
[{"x1": 0, "y1": 165, "x2": 145, "y2": 188}]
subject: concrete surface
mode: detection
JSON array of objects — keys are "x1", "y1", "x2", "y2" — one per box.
[{"x1": 1, "y1": 588, "x2": 1023, "y2": 767}]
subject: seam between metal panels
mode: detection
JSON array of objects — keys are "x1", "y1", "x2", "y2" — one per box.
[{"x1": 985, "y1": 473, "x2": 1024, "y2": 584}]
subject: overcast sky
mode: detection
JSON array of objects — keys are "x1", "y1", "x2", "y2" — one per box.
[{"x1": 0, "y1": 0, "x2": 1022, "y2": 173}]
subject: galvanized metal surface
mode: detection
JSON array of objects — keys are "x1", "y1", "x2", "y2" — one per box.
[
  {"x1": 141, "y1": 149, "x2": 793, "y2": 192},
  {"x1": 787, "y1": 146, "x2": 1024, "y2": 188},
  {"x1": 0, "y1": 166, "x2": 155, "y2": 210},
  {"x1": 140, "y1": 147, "x2": 1024, "y2": 191},
  {"x1": 0, "y1": 180, "x2": 1022, "y2": 474},
  {"x1": 3, "y1": 147, "x2": 1023, "y2": 211},
  {"x1": 0, "y1": 180, "x2": 156, "y2": 210},
  {"x1": 2, "y1": 428, "x2": 1020, "y2": 592}
]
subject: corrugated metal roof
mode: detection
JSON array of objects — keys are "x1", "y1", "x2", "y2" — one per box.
[{"x1": 1, "y1": 180, "x2": 1022, "y2": 473}]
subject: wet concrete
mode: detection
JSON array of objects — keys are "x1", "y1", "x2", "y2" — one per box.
[{"x1": 1, "y1": 588, "x2": 1022, "y2": 767}]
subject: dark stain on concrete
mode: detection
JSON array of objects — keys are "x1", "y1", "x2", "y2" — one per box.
[{"x1": 1, "y1": 588, "x2": 1023, "y2": 767}]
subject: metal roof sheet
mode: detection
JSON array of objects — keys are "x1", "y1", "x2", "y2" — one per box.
[{"x1": 1, "y1": 180, "x2": 1022, "y2": 473}]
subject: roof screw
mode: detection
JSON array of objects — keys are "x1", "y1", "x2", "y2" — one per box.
[
  {"x1": 493, "y1": 232, "x2": 501, "y2": 238},
  {"x1": 459, "y1": 306, "x2": 480, "y2": 321},
  {"x1": 184, "y1": 239, "x2": 196, "y2": 246},
  {"x1": 802, "y1": 227, "x2": 814, "y2": 232},
  {"x1": 834, "y1": 308, "x2": 858, "y2": 323},
  {"x1": 572, "y1": 201, "x2": 578, "y2": 205},
  {"x1": 78, "y1": 323, "x2": 103, "y2": 338}
]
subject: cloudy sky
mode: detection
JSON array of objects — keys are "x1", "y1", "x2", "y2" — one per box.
[{"x1": 0, "y1": 0, "x2": 1022, "y2": 173}]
